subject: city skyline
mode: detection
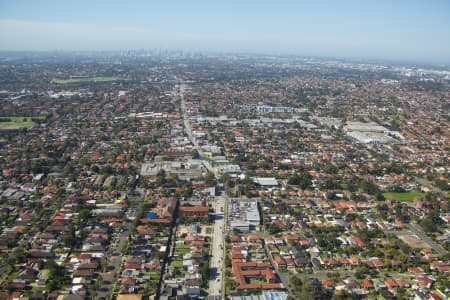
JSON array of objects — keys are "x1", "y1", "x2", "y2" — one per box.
[{"x1": 1, "y1": 0, "x2": 450, "y2": 64}]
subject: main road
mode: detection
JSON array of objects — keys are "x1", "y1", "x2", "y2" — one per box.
[
  {"x1": 208, "y1": 195, "x2": 226, "y2": 298},
  {"x1": 179, "y1": 83, "x2": 217, "y2": 177},
  {"x1": 179, "y1": 82, "x2": 226, "y2": 299}
]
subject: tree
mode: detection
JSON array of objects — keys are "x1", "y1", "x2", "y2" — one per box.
[
  {"x1": 376, "y1": 192, "x2": 386, "y2": 201},
  {"x1": 354, "y1": 266, "x2": 370, "y2": 279},
  {"x1": 359, "y1": 179, "x2": 379, "y2": 195},
  {"x1": 199, "y1": 261, "x2": 210, "y2": 287},
  {"x1": 397, "y1": 287, "x2": 407, "y2": 299},
  {"x1": 221, "y1": 173, "x2": 232, "y2": 189},
  {"x1": 436, "y1": 273, "x2": 450, "y2": 291},
  {"x1": 63, "y1": 233, "x2": 76, "y2": 249},
  {"x1": 191, "y1": 149, "x2": 200, "y2": 159},
  {"x1": 289, "y1": 276, "x2": 303, "y2": 296},
  {"x1": 77, "y1": 208, "x2": 90, "y2": 224},
  {"x1": 204, "y1": 171, "x2": 215, "y2": 186},
  {"x1": 167, "y1": 173, "x2": 179, "y2": 185},
  {"x1": 45, "y1": 259, "x2": 58, "y2": 273},
  {"x1": 182, "y1": 182, "x2": 193, "y2": 197},
  {"x1": 100, "y1": 164, "x2": 114, "y2": 175},
  {"x1": 154, "y1": 251, "x2": 166, "y2": 260},
  {"x1": 298, "y1": 280, "x2": 323, "y2": 299},
  {"x1": 266, "y1": 223, "x2": 281, "y2": 235},
  {"x1": 435, "y1": 179, "x2": 450, "y2": 191},
  {"x1": 31, "y1": 160, "x2": 44, "y2": 174},
  {"x1": 290, "y1": 276, "x2": 302, "y2": 288},
  {"x1": 91, "y1": 165, "x2": 100, "y2": 173},
  {"x1": 322, "y1": 177, "x2": 342, "y2": 190},
  {"x1": 420, "y1": 208, "x2": 440, "y2": 232},
  {"x1": 155, "y1": 169, "x2": 167, "y2": 187},
  {"x1": 288, "y1": 172, "x2": 312, "y2": 189}
]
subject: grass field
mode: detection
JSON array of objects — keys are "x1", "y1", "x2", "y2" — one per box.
[
  {"x1": 383, "y1": 191, "x2": 425, "y2": 202},
  {"x1": 51, "y1": 76, "x2": 120, "y2": 84},
  {"x1": 0, "y1": 116, "x2": 45, "y2": 130}
]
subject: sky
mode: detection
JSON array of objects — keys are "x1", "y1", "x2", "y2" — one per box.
[{"x1": 0, "y1": 0, "x2": 449, "y2": 63}]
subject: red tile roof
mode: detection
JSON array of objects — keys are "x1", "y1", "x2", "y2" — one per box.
[{"x1": 362, "y1": 278, "x2": 374, "y2": 289}]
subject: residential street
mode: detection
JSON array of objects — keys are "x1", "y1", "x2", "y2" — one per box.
[{"x1": 95, "y1": 193, "x2": 142, "y2": 300}]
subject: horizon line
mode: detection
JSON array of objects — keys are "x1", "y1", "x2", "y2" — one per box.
[{"x1": 0, "y1": 49, "x2": 449, "y2": 67}]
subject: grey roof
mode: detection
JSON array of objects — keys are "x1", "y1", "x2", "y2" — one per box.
[
  {"x1": 62, "y1": 295, "x2": 84, "y2": 300},
  {"x1": 230, "y1": 292, "x2": 287, "y2": 300},
  {"x1": 263, "y1": 291, "x2": 288, "y2": 300}
]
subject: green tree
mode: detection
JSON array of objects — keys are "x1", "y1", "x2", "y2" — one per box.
[
  {"x1": 288, "y1": 172, "x2": 312, "y2": 189},
  {"x1": 100, "y1": 164, "x2": 114, "y2": 175},
  {"x1": 376, "y1": 192, "x2": 386, "y2": 201},
  {"x1": 221, "y1": 173, "x2": 232, "y2": 189},
  {"x1": 191, "y1": 149, "x2": 200, "y2": 159},
  {"x1": 420, "y1": 208, "x2": 440, "y2": 232},
  {"x1": 155, "y1": 169, "x2": 167, "y2": 187},
  {"x1": 204, "y1": 171, "x2": 215, "y2": 186},
  {"x1": 359, "y1": 179, "x2": 379, "y2": 195},
  {"x1": 298, "y1": 280, "x2": 322, "y2": 299},
  {"x1": 322, "y1": 177, "x2": 341, "y2": 190},
  {"x1": 266, "y1": 223, "x2": 281, "y2": 235}
]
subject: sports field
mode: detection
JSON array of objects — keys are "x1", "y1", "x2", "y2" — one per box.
[
  {"x1": 383, "y1": 191, "x2": 425, "y2": 202},
  {"x1": 0, "y1": 116, "x2": 45, "y2": 130}
]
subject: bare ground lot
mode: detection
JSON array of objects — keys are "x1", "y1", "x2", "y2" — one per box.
[{"x1": 396, "y1": 232, "x2": 430, "y2": 249}]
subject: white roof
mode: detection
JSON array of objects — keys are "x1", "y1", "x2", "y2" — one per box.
[{"x1": 253, "y1": 177, "x2": 278, "y2": 186}]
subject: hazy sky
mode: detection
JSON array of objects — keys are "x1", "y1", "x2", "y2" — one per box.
[{"x1": 1, "y1": 0, "x2": 449, "y2": 63}]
